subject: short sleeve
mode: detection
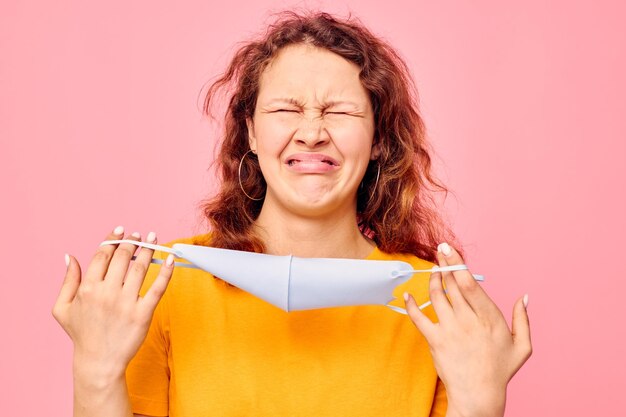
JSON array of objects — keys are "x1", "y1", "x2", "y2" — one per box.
[
  {"x1": 125, "y1": 258, "x2": 171, "y2": 416},
  {"x1": 429, "y1": 377, "x2": 448, "y2": 417}
]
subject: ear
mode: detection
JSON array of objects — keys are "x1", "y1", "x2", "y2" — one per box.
[
  {"x1": 246, "y1": 117, "x2": 257, "y2": 151},
  {"x1": 370, "y1": 141, "x2": 381, "y2": 161}
]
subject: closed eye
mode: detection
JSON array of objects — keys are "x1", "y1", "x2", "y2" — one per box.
[{"x1": 325, "y1": 111, "x2": 351, "y2": 116}]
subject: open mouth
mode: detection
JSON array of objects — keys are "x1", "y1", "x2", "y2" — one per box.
[
  {"x1": 285, "y1": 153, "x2": 339, "y2": 167},
  {"x1": 287, "y1": 158, "x2": 337, "y2": 166}
]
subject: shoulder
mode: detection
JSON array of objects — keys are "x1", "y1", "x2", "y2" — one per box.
[
  {"x1": 148, "y1": 232, "x2": 223, "y2": 309},
  {"x1": 369, "y1": 246, "x2": 435, "y2": 270},
  {"x1": 167, "y1": 232, "x2": 213, "y2": 247},
  {"x1": 146, "y1": 232, "x2": 215, "y2": 296},
  {"x1": 135, "y1": 233, "x2": 211, "y2": 298},
  {"x1": 372, "y1": 247, "x2": 439, "y2": 321},
  {"x1": 152, "y1": 232, "x2": 213, "y2": 259}
]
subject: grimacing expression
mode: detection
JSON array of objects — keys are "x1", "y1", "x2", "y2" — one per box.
[{"x1": 246, "y1": 43, "x2": 380, "y2": 217}]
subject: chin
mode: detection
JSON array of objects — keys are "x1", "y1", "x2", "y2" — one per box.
[
  {"x1": 263, "y1": 179, "x2": 358, "y2": 216},
  {"x1": 287, "y1": 191, "x2": 357, "y2": 218}
]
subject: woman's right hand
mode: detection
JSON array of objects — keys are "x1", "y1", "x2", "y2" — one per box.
[{"x1": 52, "y1": 226, "x2": 174, "y2": 384}]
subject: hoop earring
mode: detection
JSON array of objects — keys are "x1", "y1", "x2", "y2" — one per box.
[{"x1": 238, "y1": 150, "x2": 265, "y2": 201}]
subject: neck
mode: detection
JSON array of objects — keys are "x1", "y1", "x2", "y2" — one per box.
[{"x1": 253, "y1": 202, "x2": 375, "y2": 259}]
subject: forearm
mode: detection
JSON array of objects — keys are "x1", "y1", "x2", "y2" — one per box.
[{"x1": 73, "y1": 358, "x2": 133, "y2": 417}]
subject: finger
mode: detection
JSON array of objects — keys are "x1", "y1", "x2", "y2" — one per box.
[
  {"x1": 54, "y1": 254, "x2": 82, "y2": 305},
  {"x1": 428, "y1": 268, "x2": 454, "y2": 322},
  {"x1": 123, "y1": 231, "x2": 158, "y2": 296},
  {"x1": 511, "y1": 294, "x2": 532, "y2": 360},
  {"x1": 404, "y1": 292, "x2": 437, "y2": 341},
  {"x1": 438, "y1": 243, "x2": 500, "y2": 318},
  {"x1": 103, "y1": 231, "x2": 142, "y2": 287},
  {"x1": 84, "y1": 226, "x2": 125, "y2": 282},
  {"x1": 435, "y1": 256, "x2": 473, "y2": 315},
  {"x1": 140, "y1": 254, "x2": 175, "y2": 313}
]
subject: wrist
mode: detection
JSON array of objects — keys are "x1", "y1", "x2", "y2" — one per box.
[
  {"x1": 446, "y1": 386, "x2": 506, "y2": 417},
  {"x1": 72, "y1": 352, "x2": 127, "y2": 391},
  {"x1": 72, "y1": 355, "x2": 132, "y2": 417}
]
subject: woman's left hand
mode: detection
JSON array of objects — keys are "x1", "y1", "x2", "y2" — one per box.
[{"x1": 404, "y1": 243, "x2": 532, "y2": 417}]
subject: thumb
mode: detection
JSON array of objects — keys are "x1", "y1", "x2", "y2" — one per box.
[
  {"x1": 55, "y1": 254, "x2": 82, "y2": 304},
  {"x1": 404, "y1": 292, "x2": 437, "y2": 342},
  {"x1": 511, "y1": 294, "x2": 532, "y2": 360}
]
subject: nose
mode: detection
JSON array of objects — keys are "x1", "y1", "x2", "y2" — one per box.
[{"x1": 293, "y1": 116, "x2": 330, "y2": 148}]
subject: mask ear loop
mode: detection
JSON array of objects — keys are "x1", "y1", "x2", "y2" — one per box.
[
  {"x1": 386, "y1": 265, "x2": 485, "y2": 315},
  {"x1": 100, "y1": 239, "x2": 202, "y2": 269}
]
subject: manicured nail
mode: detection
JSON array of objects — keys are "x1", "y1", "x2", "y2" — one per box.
[
  {"x1": 113, "y1": 225, "x2": 124, "y2": 235},
  {"x1": 64, "y1": 253, "x2": 70, "y2": 268},
  {"x1": 438, "y1": 242, "x2": 452, "y2": 256},
  {"x1": 165, "y1": 254, "x2": 174, "y2": 267},
  {"x1": 146, "y1": 232, "x2": 156, "y2": 243},
  {"x1": 131, "y1": 232, "x2": 141, "y2": 239},
  {"x1": 523, "y1": 294, "x2": 529, "y2": 308}
]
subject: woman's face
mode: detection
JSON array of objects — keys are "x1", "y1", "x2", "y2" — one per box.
[{"x1": 247, "y1": 43, "x2": 379, "y2": 218}]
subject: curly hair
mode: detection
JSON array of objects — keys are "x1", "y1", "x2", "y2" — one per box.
[{"x1": 201, "y1": 10, "x2": 461, "y2": 262}]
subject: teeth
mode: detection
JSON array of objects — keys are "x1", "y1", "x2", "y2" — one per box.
[{"x1": 286, "y1": 159, "x2": 334, "y2": 166}]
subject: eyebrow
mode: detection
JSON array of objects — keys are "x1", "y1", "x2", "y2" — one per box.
[
  {"x1": 265, "y1": 98, "x2": 361, "y2": 108},
  {"x1": 266, "y1": 98, "x2": 303, "y2": 106}
]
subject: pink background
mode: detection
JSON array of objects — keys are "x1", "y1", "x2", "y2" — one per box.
[{"x1": 1, "y1": 0, "x2": 625, "y2": 415}]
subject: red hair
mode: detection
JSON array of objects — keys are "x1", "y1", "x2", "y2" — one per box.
[{"x1": 201, "y1": 10, "x2": 461, "y2": 262}]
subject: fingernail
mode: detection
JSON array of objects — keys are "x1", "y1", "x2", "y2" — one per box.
[
  {"x1": 438, "y1": 242, "x2": 452, "y2": 256},
  {"x1": 131, "y1": 232, "x2": 141, "y2": 239},
  {"x1": 64, "y1": 253, "x2": 70, "y2": 268},
  {"x1": 523, "y1": 294, "x2": 529, "y2": 308},
  {"x1": 165, "y1": 254, "x2": 174, "y2": 267},
  {"x1": 113, "y1": 225, "x2": 124, "y2": 235},
  {"x1": 146, "y1": 232, "x2": 156, "y2": 243},
  {"x1": 403, "y1": 292, "x2": 410, "y2": 302}
]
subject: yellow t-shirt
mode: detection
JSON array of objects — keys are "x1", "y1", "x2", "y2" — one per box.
[{"x1": 126, "y1": 234, "x2": 447, "y2": 417}]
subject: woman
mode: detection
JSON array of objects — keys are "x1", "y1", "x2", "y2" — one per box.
[{"x1": 53, "y1": 11, "x2": 532, "y2": 417}]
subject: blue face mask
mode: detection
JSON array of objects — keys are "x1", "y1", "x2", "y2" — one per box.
[{"x1": 101, "y1": 239, "x2": 484, "y2": 314}]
